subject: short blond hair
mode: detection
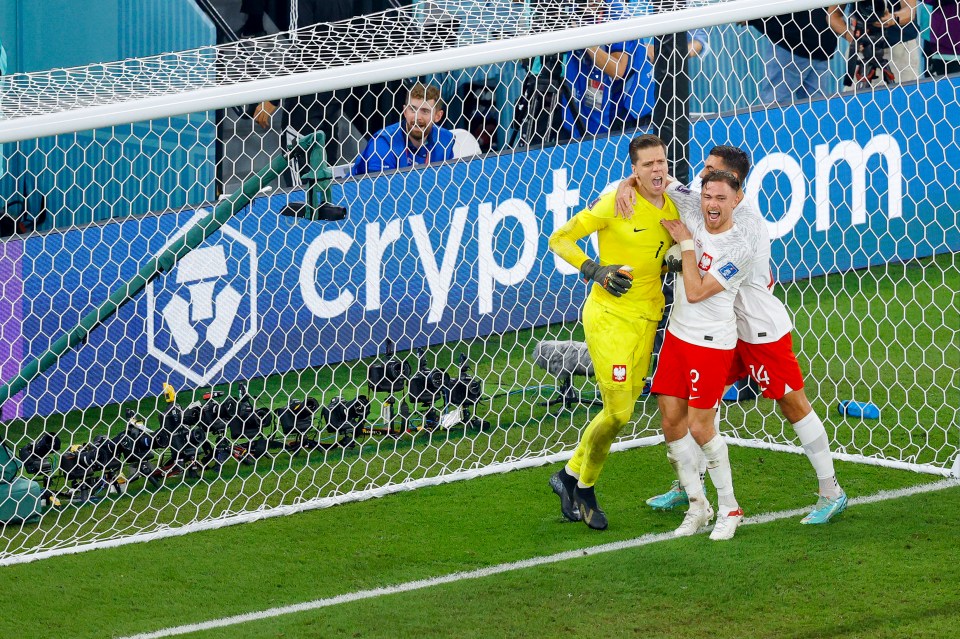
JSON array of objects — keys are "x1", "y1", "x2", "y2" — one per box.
[{"x1": 409, "y1": 82, "x2": 443, "y2": 111}]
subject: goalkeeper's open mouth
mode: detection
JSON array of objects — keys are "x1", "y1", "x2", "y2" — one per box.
[{"x1": 652, "y1": 176, "x2": 664, "y2": 189}]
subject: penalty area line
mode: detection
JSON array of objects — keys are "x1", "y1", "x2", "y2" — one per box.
[{"x1": 118, "y1": 478, "x2": 959, "y2": 639}]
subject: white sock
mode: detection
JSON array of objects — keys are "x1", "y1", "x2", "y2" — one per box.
[
  {"x1": 701, "y1": 434, "x2": 738, "y2": 513},
  {"x1": 667, "y1": 435, "x2": 706, "y2": 507},
  {"x1": 675, "y1": 431, "x2": 708, "y2": 481},
  {"x1": 792, "y1": 411, "x2": 842, "y2": 498},
  {"x1": 704, "y1": 412, "x2": 719, "y2": 478},
  {"x1": 697, "y1": 454, "x2": 708, "y2": 481}
]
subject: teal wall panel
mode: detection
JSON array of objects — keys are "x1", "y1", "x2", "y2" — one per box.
[
  {"x1": 18, "y1": 0, "x2": 120, "y2": 73},
  {"x1": 0, "y1": 4, "x2": 14, "y2": 71},
  {"x1": 690, "y1": 22, "x2": 850, "y2": 115},
  {"x1": 119, "y1": 0, "x2": 214, "y2": 61},
  {"x1": 1, "y1": 0, "x2": 216, "y2": 231}
]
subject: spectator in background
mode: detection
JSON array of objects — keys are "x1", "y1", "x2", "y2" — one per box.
[
  {"x1": 749, "y1": 7, "x2": 849, "y2": 103},
  {"x1": 561, "y1": 0, "x2": 654, "y2": 140},
  {"x1": 923, "y1": 0, "x2": 960, "y2": 76},
  {"x1": 846, "y1": 1, "x2": 922, "y2": 84},
  {"x1": 239, "y1": 0, "x2": 270, "y2": 37},
  {"x1": 646, "y1": 29, "x2": 710, "y2": 61},
  {"x1": 352, "y1": 83, "x2": 455, "y2": 176},
  {"x1": 238, "y1": 0, "x2": 300, "y2": 35},
  {"x1": 688, "y1": 28, "x2": 710, "y2": 58}
]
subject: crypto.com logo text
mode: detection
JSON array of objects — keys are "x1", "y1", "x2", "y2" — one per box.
[{"x1": 146, "y1": 211, "x2": 258, "y2": 386}]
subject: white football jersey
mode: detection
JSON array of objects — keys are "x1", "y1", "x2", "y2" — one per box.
[
  {"x1": 666, "y1": 203, "x2": 751, "y2": 350},
  {"x1": 667, "y1": 183, "x2": 793, "y2": 344}
]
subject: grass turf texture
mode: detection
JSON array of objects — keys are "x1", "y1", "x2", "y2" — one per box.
[
  {"x1": 1, "y1": 253, "x2": 956, "y2": 557},
  {"x1": 0, "y1": 445, "x2": 956, "y2": 639}
]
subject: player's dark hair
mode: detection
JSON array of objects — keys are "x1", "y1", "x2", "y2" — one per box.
[
  {"x1": 701, "y1": 169, "x2": 741, "y2": 192},
  {"x1": 708, "y1": 145, "x2": 750, "y2": 181},
  {"x1": 629, "y1": 134, "x2": 667, "y2": 164}
]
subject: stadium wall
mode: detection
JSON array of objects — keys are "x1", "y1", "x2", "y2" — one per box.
[
  {"x1": 688, "y1": 23, "x2": 850, "y2": 116},
  {"x1": 0, "y1": 76, "x2": 956, "y2": 420},
  {"x1": 0, "y1": 0, "x2": 216, "y2": 231}
]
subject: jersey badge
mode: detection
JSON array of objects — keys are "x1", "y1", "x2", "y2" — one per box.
[
  {"x1": 612, "y1": 365, "x2": 627, "y2": 383},
  {"x1": 588, "y1": 197, "x2": 601, "y2": 210},
  {"x1": 697, "y1": 252, "x2": 713, "y2": 271},
  {"x1": 675, "y1": 185, "x2": 691, "y2": 194},
  {"x1": 717, "y1": 261, "x2": 739, "y2": 280}
]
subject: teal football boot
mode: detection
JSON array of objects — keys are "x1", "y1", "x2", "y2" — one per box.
[
  {"x1": 645, "y1": 480, "x2": 689, "y2": 511},
  {"x1": 800, "y1": 491, "x2": 848, "y2": 524}
]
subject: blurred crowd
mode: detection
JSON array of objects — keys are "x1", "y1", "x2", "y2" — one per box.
[{"x1": 233, "y1": 1, "x2": 960, "y2": 174}]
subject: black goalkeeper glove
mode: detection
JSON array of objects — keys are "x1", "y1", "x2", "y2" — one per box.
[
  {"x1": 580, "y1": 260, "x2": 633, "y2": 297},
  {"x1": 664, "y1": 246, "x2": 684, "y2": 274}
]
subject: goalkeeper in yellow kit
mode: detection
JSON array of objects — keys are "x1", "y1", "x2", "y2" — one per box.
[{"x1": 548, "y1": 133, "x2": 679, "y2": 530}]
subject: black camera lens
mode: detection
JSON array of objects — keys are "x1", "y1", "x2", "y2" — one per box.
[
  {"x1": 189, "y1": 426, "x2": 207, "y2": 447},
  {"x1": 369, "y1": 358, "x2": 409, "y2": 392},
  {"x1": 384, "y1": 359, "x2": 403, "y2": 380},
  {"x1": 449, "y1": 377, "x2": 482, "y2": 406},
  {"x1": 348, "y1": 396, "x2": 370, "y2": 422},
  {"x1": 279, "y1": 397, "x2": 318, "y2": 435},
  {"x1": 182, "y1": 405, "x2": 201, "y2": 427},
  {"x1": 322, "y1": 398, "x2": 350, "y2": 434},
  {"x1": 132, "y1": 434, "x2": 153, "y2": 460},
  {"x1": 409, "y1": 369, "x2": 447, "y2": 405}
]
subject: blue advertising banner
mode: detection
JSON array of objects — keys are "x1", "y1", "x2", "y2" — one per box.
[
  {"x1": 3, "y1": 77, "x2": 957, "y2": 419},
  {"x1": 12, "y1": 136, "x2": 631, "y2": 417},
  {"x1": 691, "y1": 77, "x2": 959, "y2": 281}
]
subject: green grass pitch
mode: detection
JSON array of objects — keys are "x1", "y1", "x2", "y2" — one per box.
[
  {"x1": 0, "y1": 253, "x2": 956, "y2": 637},
  {"x1": 0, "y1": 445, "x2": 957, "y2": 638}
]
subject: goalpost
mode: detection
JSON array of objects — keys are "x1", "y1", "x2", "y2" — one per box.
[{"x1": 0, "y1": 0, "x2": 956, "y2": 564}]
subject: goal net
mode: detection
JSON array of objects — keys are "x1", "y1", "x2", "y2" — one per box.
[{"x1": 0, "y1": 0, "x2": 956, "y2": 564}]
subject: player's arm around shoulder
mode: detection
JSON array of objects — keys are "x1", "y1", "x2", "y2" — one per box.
[
  {"x1": 665, "y1": 183, "x2": 701, "y2": 225},
  {"x1": 655, "y1": 195, "x2": 681, "y2": 274},
  {"x1": 661, "y1": 192, "x2": 681, "y2": 223},
  {"x1": 614, "y1": 174, "x2": 685, "y2": 219},
  {"x1": 661, "y1": 218, "x2": 722, "y2": 304}
]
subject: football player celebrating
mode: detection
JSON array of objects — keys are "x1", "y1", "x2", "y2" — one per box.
[
  {"x1": 617, "y1": 145, "x2": 847, "y2": 525},
  {"x1": 655, "y1": 170, "x2": 752, "y2": 540},
  {"x1": 547, "y1": 134, "x2": 678, "y2": 530}
]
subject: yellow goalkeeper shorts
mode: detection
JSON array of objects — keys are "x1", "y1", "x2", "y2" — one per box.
[{"x1": 583, "y1": 296, "x2": 658, "y2": 393}]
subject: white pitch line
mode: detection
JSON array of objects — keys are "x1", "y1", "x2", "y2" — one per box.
[{"x1": 118, "y1": 478, "x2": 959, "y2": 639}]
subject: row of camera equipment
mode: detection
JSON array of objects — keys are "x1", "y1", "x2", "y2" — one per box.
[
  {"x1": 16, "y1": 384, "x2": 267, "y2": 502},
  {"x1": 14, "y1": 340, "x2": 491, "y2": 503},
  {"x1": 16, "y1": 410, "x2": 164, "y2": 503},
  {"x1": 365, "y1": 339, "x2": 490, "y2": 435}
]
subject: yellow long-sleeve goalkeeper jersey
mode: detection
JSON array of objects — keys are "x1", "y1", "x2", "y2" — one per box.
[{"x1": 549, "y1": 189, "x2": 679, "y2": 322}]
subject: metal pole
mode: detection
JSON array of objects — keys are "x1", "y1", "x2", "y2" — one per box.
[{"x1": 653, "y1": 1, "x2": 691, "y2": 183}]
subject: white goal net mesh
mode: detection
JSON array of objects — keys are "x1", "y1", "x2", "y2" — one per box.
[{"x1": 0, "y1": 0, "x2": 956, "y2": 563}]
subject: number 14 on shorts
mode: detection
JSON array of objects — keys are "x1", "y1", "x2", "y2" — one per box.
[{"x1": 749, "y1": 364, "x2": 770, "y2": 392}]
